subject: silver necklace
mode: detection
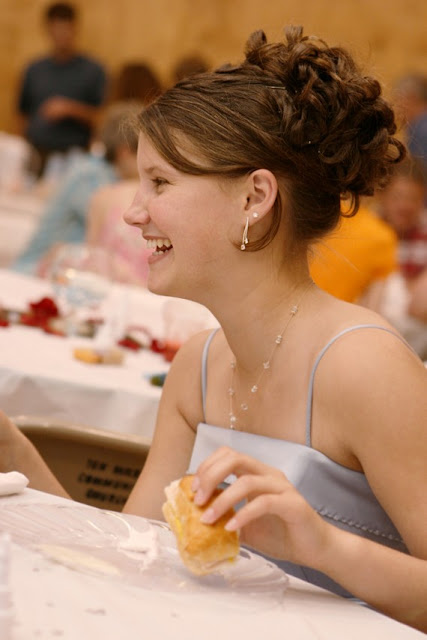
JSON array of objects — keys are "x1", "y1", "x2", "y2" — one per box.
[{"x1": 228, "y1": 283, "x2": 313, "y2": 430}]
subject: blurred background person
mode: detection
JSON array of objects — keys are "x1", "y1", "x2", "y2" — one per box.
[
  {"x1": 171, "y1": 54, "x2": 210, "y2": 83},
  {"x1": 109, "y1": 61, "x2": 162, "y2": 104},
  {"x1": 309, "y1": 201, "x2": 398, "y2": 303},
  {"x1": 16, "y1": 2, "x2": 108, "y2": 177},
  {"x1": 378, "y1": 156, "x2": 427, "y2": 280},
  {"x1": 11, "y1": 102, "x2": 139, "y2": 277},
  {"x1": 362, "y1": 157, "x2": 427, "y2": 358},
  {"x1": 393, "y1": 73, "x2": 427, "y2": 176}
]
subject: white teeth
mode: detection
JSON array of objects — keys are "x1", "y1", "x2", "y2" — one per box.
[{"x1": 146, "y1": 238, "x2": 172, "y2": 249}]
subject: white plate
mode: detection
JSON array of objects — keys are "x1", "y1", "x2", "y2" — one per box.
[{"x1": 0, "y1": 503, "x2": 289, "y2": 609}]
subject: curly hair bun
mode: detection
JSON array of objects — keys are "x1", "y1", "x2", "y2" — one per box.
[{"x1": 243, "y1": 26, "x2": 404, "y2": 203}]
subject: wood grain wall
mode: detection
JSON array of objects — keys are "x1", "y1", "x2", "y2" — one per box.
[{"x1": 1, "y1": 0, "x2": 427, "y2": 134}]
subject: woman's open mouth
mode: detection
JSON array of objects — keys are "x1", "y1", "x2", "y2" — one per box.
[{"x1": 146, "y1": 238, "x2": 173, "y2": 256}]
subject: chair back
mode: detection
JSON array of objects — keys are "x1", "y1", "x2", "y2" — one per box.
[{"x1": 13, "y1": 415, "x2": 150, "y2": 511}]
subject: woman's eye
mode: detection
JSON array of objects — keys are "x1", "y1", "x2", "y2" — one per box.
[{"x1": 152, "y1": 177, "x2": 168, "y2": 189}]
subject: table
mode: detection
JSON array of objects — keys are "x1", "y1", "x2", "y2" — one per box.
[
  {"x1": 0, "y1": 488, "x2": 423, "y2": 640},
  {"x1": 0, "y1": 269, "x2": 217, "y2": 437}
]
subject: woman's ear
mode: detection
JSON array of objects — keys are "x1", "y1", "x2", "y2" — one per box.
[{"x1": 244, "y1": 169, "x2": 278, "y2": 225}]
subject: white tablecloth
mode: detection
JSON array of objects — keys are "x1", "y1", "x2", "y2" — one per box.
[
  {"x1": 1, "y1": 488, "x2": 423, "y2": 640},
  {"x1": 0, "y1": 269, "x2": 217, "y2": 437}
]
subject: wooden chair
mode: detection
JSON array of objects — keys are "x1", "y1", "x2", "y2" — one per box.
[{"x1": 12, "y1": 415, "x2": 151, "y2": 511}]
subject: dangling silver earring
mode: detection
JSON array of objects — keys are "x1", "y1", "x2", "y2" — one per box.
[{"x1": 241, "y1": 216, "x2": 249, "y2": 250}]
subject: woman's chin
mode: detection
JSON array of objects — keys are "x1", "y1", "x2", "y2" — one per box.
[{"x1": 146, "y1": 273, "x2": 182, "y2": 299}]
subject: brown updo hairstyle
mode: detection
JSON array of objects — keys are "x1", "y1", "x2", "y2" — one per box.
[{"x1": 137, "y1": 26, "x2": 405, "y2": 250}]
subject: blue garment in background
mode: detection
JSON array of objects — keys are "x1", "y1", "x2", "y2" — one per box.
[{"x1": 12, "y1": 154, "x2": 117, "y2": 275}]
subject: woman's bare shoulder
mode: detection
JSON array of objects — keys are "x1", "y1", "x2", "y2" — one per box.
[
  {"x1": 313, "y1": 313, "x2": 426, "y2": 436},
  {"x1": 161, "y1": 328, "x2": 221, "y2": 429}
]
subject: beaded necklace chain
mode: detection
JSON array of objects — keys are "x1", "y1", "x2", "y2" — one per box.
[{"x1": 228, "y1": 282, "x2": 313, "y2": 430}]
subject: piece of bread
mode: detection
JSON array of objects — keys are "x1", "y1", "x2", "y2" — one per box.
[
  {"x1": 73, "y1": 347, "x2": 124, "y2": 365},
  {"x1": 162, "y1": 474, "x2": 240, "y2": 575},
  {"x1": 73, "y1": 347, "x2": 103, "y2": 364}
]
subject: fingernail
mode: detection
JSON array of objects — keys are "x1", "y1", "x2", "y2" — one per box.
[
  {"x1": 224, "y1": 517, "x2": 238, "y2": 531},
  {"x1": 194, "y1": 489, "x2": 205, "y2": 505},
  {"x1": 200, "y1": 508, "x2": 215, "y2": 524},
  {"x1": 191, "y1": 476, "x2": 200, "y2": 492}
]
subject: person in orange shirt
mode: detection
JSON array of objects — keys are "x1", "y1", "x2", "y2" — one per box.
[{"x1": 309, "y1": 204, "x2": 397, "y2": 302}]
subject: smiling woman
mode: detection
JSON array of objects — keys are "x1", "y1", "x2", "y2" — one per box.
[
  {"x1": 2, "y1": 25, "x2": 427, "y2": 632},
  {"x1": 125, "y1": 137, "x2": 250, "y2": 299}
]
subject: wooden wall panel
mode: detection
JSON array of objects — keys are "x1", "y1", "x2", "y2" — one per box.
[{"x1": 1, "y1": 0, "x2": 427, "y2": 134}]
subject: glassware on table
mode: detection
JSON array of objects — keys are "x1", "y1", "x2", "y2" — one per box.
[{"x1": 48, "y1": 243, "x2": 112, "y2": 336}]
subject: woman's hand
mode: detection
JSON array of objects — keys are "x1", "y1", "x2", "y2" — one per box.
[{"x1": 192, "y1": 446, "x2": 331, "y2": 569}]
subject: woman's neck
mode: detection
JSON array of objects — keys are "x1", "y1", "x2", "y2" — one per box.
[{"x1": 205, "y1": 257, "x2": 315, "y2": 374}]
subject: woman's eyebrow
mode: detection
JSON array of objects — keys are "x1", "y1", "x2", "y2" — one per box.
[{"x1": 143, "y1": 164, "x2": 174, "y2": 175}]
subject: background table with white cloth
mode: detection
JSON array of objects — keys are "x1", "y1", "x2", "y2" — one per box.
[
  {"x1": 0, "y1": 487, "x2": 424, "y2": 640},
  {"x1": 0, "y1": 269, "x2": 217, "y2": 437}
]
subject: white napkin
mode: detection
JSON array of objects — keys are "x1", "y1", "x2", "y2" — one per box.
[{"x1": 0, "y1": 471, "x2": 29, "y2": 496}]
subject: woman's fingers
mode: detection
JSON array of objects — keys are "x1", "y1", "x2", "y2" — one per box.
[
  {"x1": 198, "y1": 470, "x2": 291, "y2": 525},
  {"x1": 193, "y1": 446, "x2": 281, "y2": 506},
  {"x1": 224, "y1": 486, "x2": 305, "y2": 531}
]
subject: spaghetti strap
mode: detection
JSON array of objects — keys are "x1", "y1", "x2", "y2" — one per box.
[
  {"x1": 200, "y1": 329, "x2": 220, "y2": 422},
  {"x1": 305, "y1": 324, "x2": 415, "y2": 447}
]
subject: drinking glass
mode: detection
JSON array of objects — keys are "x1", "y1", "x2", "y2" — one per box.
[{"x1": 48, "y1": 244, "x2": 112, "y2": 336}]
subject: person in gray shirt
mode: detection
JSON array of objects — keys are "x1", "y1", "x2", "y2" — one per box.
[{"x1": 16, "y1": 2, "x2": 108, "y2": 174}]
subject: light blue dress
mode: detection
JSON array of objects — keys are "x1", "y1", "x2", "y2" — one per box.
[
  {"x1": 12, "y1": 154, "x2": 117, "y2": 275},
  {"x1": 187, "y1": 325, "x2": 411, "y2": 597}
]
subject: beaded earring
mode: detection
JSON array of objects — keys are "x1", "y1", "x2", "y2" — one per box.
[{"x1": 240, "y1": 217, "x2": 249, "y2": 250}]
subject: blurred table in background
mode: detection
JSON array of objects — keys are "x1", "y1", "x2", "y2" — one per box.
[
  {"x1": 0, "y1": 190, "x2": 44, "y2": 267},
  {"x1": 0, "y1": 269, "x2": 217, "y2": 437}
]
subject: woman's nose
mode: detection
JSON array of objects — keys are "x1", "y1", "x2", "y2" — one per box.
[{"x1": 123, "y1": 190, "x2": 150, "y2": 227}]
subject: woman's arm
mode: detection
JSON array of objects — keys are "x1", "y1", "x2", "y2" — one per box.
[{"x1": 123, "y1": 330, "x2": 210, "y2": 519}]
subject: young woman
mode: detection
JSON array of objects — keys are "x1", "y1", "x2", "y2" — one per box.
[{"x1": 2, "y1": 26, "x2": 426, "y2": 631}]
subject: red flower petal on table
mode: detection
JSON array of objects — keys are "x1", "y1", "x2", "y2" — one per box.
[
  {"x1": 20, "y1": 314, "x2": 42, "y2": 327},
  {"x1": 29, "y1": 296, "x2": 59, "y2": 318},
  {"x1": 118, "y1": 335, "x2": 143, "y2": 351},
  {"x1": 150, "y1": 338, "x2": 166, "y2": 354}
]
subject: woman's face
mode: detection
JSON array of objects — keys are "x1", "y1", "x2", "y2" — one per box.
[
  {"x1": 381, "y1": 176, "x2": 425, "y2": 236},
  {"x1": 124, "y1": 133, "x2": 244, "y2": 299}
]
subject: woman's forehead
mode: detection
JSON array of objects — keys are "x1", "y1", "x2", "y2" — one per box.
[
  {"x1": 136, "y1": 130, "x2": 211, "y2": 175},
  {"x1": 137, "y1": 134, "x2": 171, "y2": 171}
]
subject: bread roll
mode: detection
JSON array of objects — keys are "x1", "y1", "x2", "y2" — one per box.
[
  {"x1": 162, "y1": 475, "x2": 240, "y2": 575},
  {"x1": 73, "y1": 347, "x2": 124, "y2": 365}
]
